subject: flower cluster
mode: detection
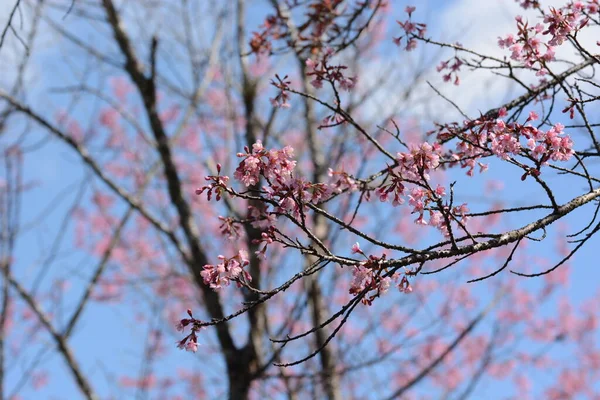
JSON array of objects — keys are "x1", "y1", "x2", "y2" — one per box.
[
  {"x1": 234, "y1": 141, "x2": 334, "y2": 218},
  {"x1": 234, "y1": 140, "x2": 296, "y2": 187},
  {"x1": 440, "y1": 109, "x2": 574, "y2": 178},
  {"x1": 498, "y1": 17, "x2": 555, "y2": 74},
  {"x1": 375, "y1": 143, "x2": 468, "y2": 231},
  {"x1": 499, "y1": 3, "x2": 593, "y2": 74},
  {"x1": 198, "y1": 141, "x2": 336, "y2": 273},
  {"x1": 427, "y1": 204, "x2": 469, "y2": 236},
  {"x1": 218, "y1": 216, "x2": 241, "y2": 240},
  {"x1": 437, "y1": 55, "x2": 463, "y2": 86},
  {"x1": 397, "y1": 142, "x2": 442, "y2": 181},
  {"x1": 523, "y1": 122, "x2": 574, "y2": 163},
  {"x1": 451, "y1": 146, "x2": 489, "y2": 177},
  {"x1": 375, "y1": 141, "x2": 444, "y2": 208},
  {"x1": 249, "y1": 15, "x2": 284, "y2": 55},
  {"x1": 249, "y1": 1, "x2": 378, "y2": 55},
  {"x1": 195, "y1": 163, "x2": 229, "y2": 201},
  {"x1": 409, "y1": 186, "x2": 444, "y2": 225},
  {"x1": 320, "y1": 111, "x2": 347, "y2": 128},
  {"x1": 349, "y1": 264, "x2": 391, "y2": 305},
  {"x1": 248, "y1": 205, "x2": 277, "y2": 230},
  {"x1": 393, "y1": 6, "x2": 427, "y2": 51},
  {"x1": 265, "y1": 177, "x2": 331, "y2": 219},
  {"x1": 305, "y1": 48, "x2": 356, "y2": 91},
  {"x1": 376, "y1": 171, "x2": 406, "y2": 206},
  {"x1": 349, "y1": 243, "x2": 413, "y2": 305},
  {"x1": 328, "y1": 168, "x2": 359, "y2": 193},
  {"x1": 489, "y1": 121, "x2": 523, "y2": 160},
  {"x1": 397, "y1": 275, "x2": 413, "y2": 294},
  {"x1": 253, "y1": 227, "x2": 276, "y2": 260},
  {"x1": 543, "y1": 4, "x2": 590, "y2": 46},
  {"x1": 270, "y1": 74, "x2": 292, "y2": 108},
  {"x1": 200, "y1": 250, "x2": 252, "y2": 290},
  {"x1": 377, "y1": 175, "x2": 468, "y2": 235},
  {"x1": 176, "y1": 309, "x2": 204, "y2": 353}
]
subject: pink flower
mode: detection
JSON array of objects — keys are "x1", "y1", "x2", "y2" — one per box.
[
  {"x1": 397, "y1": 142, "x2": 442, "y2": 180},
  {"x1": 429, "y1": 211, "x2": 443, "y2": 227},
  {"x1": 398, "y1": 276, "x2": 413, "y2": 293},
  {"x1": 176, "y1": 318, "x2": 190, "y2": 332},
  {"x1": 31, "y1": 372, "x2": 49, "y2": 390},
  {"x1": 527, "y1": 111, "x2": 539, "y2": 122},
  {"x1": 232, "y1": 140, "x2": 298, "y2": 188},
  {"x1": 490, "y1": 133, "x2": 521, "y2": 160},
  {"x1": 414, "y1": 214, "x2": 427, "y2": 225},
  {"x1": 498, "y1": 34, "x2": 515, "y2": 48},
  {"x1": 270, "y1": 74, "x2": 292, "y2": 108},
  {"x1": 176, "y1": 312, "x2": 206, "y2": 353},
  {"x1": 349, "y1": 265, "x2": 373, "y2": 296},
  {"x1": 351, "y1": 242, "x2": 363, "y2": 254},
  {"x1": 434, "y1": 184, "x2": 446, "y2": 197},
  {"x1": 200, "y1": 250, "x2": 252, "y2": 291},
  {"x1": 377, "y1": 277, "x2": 391, "y2": 294},
  {"x1": 234, "y1": 155, "x2": 261, "y2": 187},
  {"x1": 339, "y1": 77, "x2": 356, "y2": 91},
  {"x1": 185, "y1": 340, "x2": 198, "y2": 353}
]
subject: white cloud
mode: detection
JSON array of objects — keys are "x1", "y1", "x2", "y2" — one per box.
[
  {"x1": 356, "y1": 0, "x2": 600, "y2": 126},
  {"x1": 430, "y1": 0, "x2": 599, "y2": 115}
]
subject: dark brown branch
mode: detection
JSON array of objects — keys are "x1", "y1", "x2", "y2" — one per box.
[
  {"x1": 8, "y1": 273, "x2": 98, "y2": 400},
  {"x1": 101, "y1": 0, "x2": 237, "y2": 357}
]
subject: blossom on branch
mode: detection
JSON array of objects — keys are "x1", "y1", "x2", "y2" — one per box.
[{"x1": 200, "y1": 250, "x2": 252, "y2": 291}]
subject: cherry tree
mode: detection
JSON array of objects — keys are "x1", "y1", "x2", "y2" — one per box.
[{"x1": 1, "y1": 0, "x2": 600, "y2": 399}]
